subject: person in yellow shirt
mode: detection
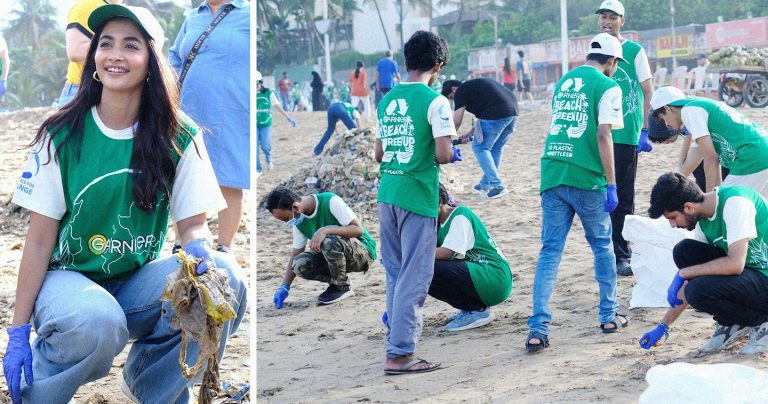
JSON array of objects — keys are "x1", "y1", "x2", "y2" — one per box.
[{"x1": 58, "y1": 0, "x2": 124, "y2": 107}]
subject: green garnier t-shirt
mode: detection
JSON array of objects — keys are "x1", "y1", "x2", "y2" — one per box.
[
  {"x1": 377, "y1": 82, "x2": 453, "y2": 218},
  {"x1": 698, "y1": 186, "x2": 768, "y2": 277},
  {"x1": 438, "y1": 206, "x2": 512, "y2": 306},
  {"x1": 257, "y1": 88, "x2": 273, "y2": 128},
  {"x1": 342, "y1": 102, "x2": 356, "y2": 117},
  {"x1": 541, "y1": 65, "x2": 622, "y2": 193},
  {"x1": 11, "y1": 107, "x2": 228, "y2": 282},
  {"x1": 683, "y1": 98, "x2": 768, "y2": 175},
  {"x1": 296, "y1": 192, "x2": 377, "y2": 261},
  {"x1": 611, "y1": 40, "x2": 644, "y2": 145}
]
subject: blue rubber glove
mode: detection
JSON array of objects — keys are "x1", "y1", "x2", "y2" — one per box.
[
  {"x1": 667, "y1": 273, "x2": 686, "y2": 307},
  {"x1": 0, "y1": 80, "x2": 6, "y2": 96},
  {"x1": 273, "y1": 284, "x2": 290, "y2": 309},
  {"x1": 287, "y1": 117, "x2": 297, "y2": 128},
  {"x1": 637, "y1": 128, "x2": 653, "y2": 153},
  {"x1": 451, "y1": 146, "x2": 463, "y2": 163},
  {"x1": 3, "y1": 324, "x2": 34, "y2": 404},
  {"x1": 184, "y1": 238, "x2": 216, "y2": 275},
  {"x1": 381, "y1": 311, "x2": 388, "y2": 327},
  {"x1": 639, "y1": 323, "x2": 669, "y2": 350},
  {"x1": 604, "y1": 184, "x2": 618, "y2": 212}
]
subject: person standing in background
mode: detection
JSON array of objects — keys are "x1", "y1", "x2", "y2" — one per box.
[
  {"x1": 349, "y1": 61, "x2": 371, "y2": 121},
  {"x1": 278, "y1": 71, "x2": 291, "y2": 110},
  {"x1": 501, "y1": 56, "x2": 516, "y2": 93},
  {"x1": 169, "y1": 0, "x2": 250, "y2": 254},
  {"x1": 375, "y1": 50, "x2": 401, "y2": 104},
  {"x1": 311, "y1": 71, "x2": 325, "y2": 111},
  {"x1": 516, "y1": 50, "x2": 534, "y2": 103},
  {"x1": 59, "y1": 0, "x2": 125, "y2": 107},
  {"x1": 0, "y1": 31, "x2": 10, "y2": 103}
]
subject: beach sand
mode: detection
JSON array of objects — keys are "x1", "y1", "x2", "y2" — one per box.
[
  {"x1": 256, "y1": 104, "x2": 768, "y2": 402},
  {"x1": 0, "y1": 108, "x2": 251, "y2": 402}
]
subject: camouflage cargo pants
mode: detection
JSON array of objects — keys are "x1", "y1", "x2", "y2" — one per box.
[{"x1": 292, "y1": 235, "x2": 371, "y2": 286}]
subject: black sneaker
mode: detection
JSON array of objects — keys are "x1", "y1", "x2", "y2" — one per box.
[
  {"x1": 317, "y1": 284, "x2": 354, "y2": 305},
  {"x1": 617, "y1": 259, "x2": 633, "y2": 276}
]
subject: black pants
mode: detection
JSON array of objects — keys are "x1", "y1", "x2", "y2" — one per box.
[
  {"x1": 674, "y1": 239, "x2": 768, "y2": 327},
  {"x1": 610, "y1": 143, "x2": 638, "y2": 262},
  {"x1": 692, "y1": 163, "x2": 730, "y2": 192},
  {"x1": 428, "y1": 260, "x2": 486, "y2": 312}
]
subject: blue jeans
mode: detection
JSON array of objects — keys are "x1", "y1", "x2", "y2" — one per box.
[
  {"x1": 57, "y1": 82, "x2": 78, "y2": 108},
  {"x1": 279, "y1": 92, "x2": 290, "y2": 111},
  {"x1": 23, "y1": 253, "x2": 248, "y2": 404},
  {"x1": 472, "y1": 116, "x2": 518, "y2": 189},
  {"x1": 528, "y1": 185, "x2": 618, "y2": 335},
  {"x1": 256, "y1": 125, "x2": 272, "y2": 173},
  {"x1": 378, "y1": 203, "x2": 437, "y2": 358},
  {"x1": 314, "y1": 103, "x2": 356, "y2": 155}
]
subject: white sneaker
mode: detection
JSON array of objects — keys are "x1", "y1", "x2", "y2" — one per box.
[
  {"x1": 268, "y1": 162, "x2": 274, "y2": 170},
  {"x1": 121, "y1": 378, "x2": 140, "y2": 403},
  {"x1": 740, "y1": 321, "x2": 768, "y2": 354},
  {"x1": 698, "y1": 322, "x2": 750, "y2": 353}
]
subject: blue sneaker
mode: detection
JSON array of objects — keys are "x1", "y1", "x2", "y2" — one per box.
[
  {"x1": 486, "y1": 187, "x2": 508, "y2": 199},
  {"x1": 473, "y1": 184, "x2": 488, "y2": 194},
  {"x1": 445, "y1": 309, "x2": 495, "y2": 331}
]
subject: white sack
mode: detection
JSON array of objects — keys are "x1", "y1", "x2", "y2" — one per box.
[
  {"x1": 640, "y1": 362, "x2": 768, "y2": 403},
  {"x1": 622, "y1": 215, "x2": 691, "y2": 308}
]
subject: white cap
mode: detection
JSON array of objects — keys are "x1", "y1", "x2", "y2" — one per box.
[
  {"x1": 650, "y1": 86, "x2": 690, "y2": 110},
  {"x1": 255, "y1": 70, "x2": 262, "y2": 81},
  {"x1": 588, "y1": 33, "x2": 625, "y2": 62},
  {"x1": 89, "y1": 5, "x2": 165, "y2": 50},
  {"x1": 596, "y1": 0, "x2": 625, "y2": 17}
]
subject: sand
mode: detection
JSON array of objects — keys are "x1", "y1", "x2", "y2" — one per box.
[
  {"x1": 256, "y1": 104, "x2": 768, "y2": 402},
  {"x1": 0, "y1": 108, "x2": 251, "y2": 402}
]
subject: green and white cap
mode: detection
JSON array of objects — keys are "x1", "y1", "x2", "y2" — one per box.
[
  {"x1": 88, "y1": 4, "x2": 165, "y2": 50},
  {"x1": 650, "y1": 86, "x2": 691, "y2": 110},
  {"x1": 589, "y1": 33, "x2": 625, "y2": 62},
  {"x1": 596, "y1": 0, "x2": 625, "y2": 16}
]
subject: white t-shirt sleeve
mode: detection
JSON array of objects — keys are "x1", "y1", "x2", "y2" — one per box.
[
  {"x1": 428, "y1": 95, "x2": 458, "y2": 138},
  {"x1": 634, "y1": 47, "x2": 653, "y2": 83},
  {"x1": 11, "y1": 137, "x2": 66, "y2": 220},
  {"x1": 170, "y1": 132, "x2": 227, "y2": 222},
  {"x1": 292, "y1": 227, "x2": 308, "y2": 249},
  {"x1": 598, "y1": 86, "x2": 624, "y2": 129},
  {"x1": 269, "y1": 92, "x2": 280, "y2": 107},
  {"x1": 440, "y1": 215, "x2": 475, "y2": 259},
  {"x1": 328, "y1": 195, "x2": 357, "y2": 225},
  {"x1": 723, "y1": 196, "x2": 758, "y2": 245},
  {"x1": 681, "y1": 106, "x2": 710, "y2": 143}
]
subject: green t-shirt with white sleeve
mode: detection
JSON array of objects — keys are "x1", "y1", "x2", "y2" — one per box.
[
  {"x1": 376, "y1": 82, "x2": 456, "y2": 217},
  {"x1": 12, "y1": 107, "x2": 226, "y2": 281},
  {"x1": 257, "y1": 88, "x2": 276, "y2": 128},
  {"x1": 694, "y1": 186, "x2": 768, "y2": 277},
  {"x1": 611, "y1": 40, "x2": 651, "y2": 145},
  {"x1": 541, "y1": 65, "x2": 623, "y2": 193},
  {"x1": 293, "y1": 192, "x2": 377, "y2": 261},
  {"x1": 438, "y1": 206, "x2": 512, "y2": 306},
  {"x1": 681, "y1": 98, "x2": 768, "y2": 175}
]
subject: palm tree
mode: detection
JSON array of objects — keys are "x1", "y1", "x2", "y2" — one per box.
[
  {"x1": 5, "y1": 0, "x2": 58, "y2": 49},
  {"x1": 361, "y1": 0, "x2": 391, "y2": 50}
]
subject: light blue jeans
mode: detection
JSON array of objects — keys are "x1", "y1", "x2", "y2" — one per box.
[
  {"x1": 256, "y1": 125, "x2": 272, "y2": 173},
  {"x1": 22, "y1": 253, "x2": 247, "y2": 404},
  {"x1": 315, "y1": 102, "x2": 356, "y2": 155},
  {"x1": 57, "y1": 83, "x2": 78, "y2": 108},
  {"x1": 472, "y1": 116, "x2": 518, "y2": 190},
  {"x1": 528, "y1": 185, "x2": 618, "y2": 336},
  {"x1": 377, "y1": 203, "x2": 437, "y2": 359}
]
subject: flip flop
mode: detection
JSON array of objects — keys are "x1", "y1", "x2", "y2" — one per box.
[
  {"x1": 600, "y1": 314, "x2": 629, "y2": 334},
  {"x1": 383, "y1": 358, "x2": 441, "y2": 375}
]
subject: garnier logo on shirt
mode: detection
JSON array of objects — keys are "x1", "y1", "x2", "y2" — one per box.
[
  {"x1": 550, "y1": 77, "x2": 589, "y2": 139},
  {"x1": 88, "y1": 233, "x2": 158, "y2": 256},
  {"x1": 380, "y1": 98, "x2": 416, "y2": 164}
]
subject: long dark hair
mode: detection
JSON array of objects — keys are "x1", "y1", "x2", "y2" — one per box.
[
  {"x1": 354, "y1": 61, "x2": 363, "y2": 79},
  {"x1": 31, "y1": 17, "x2": 191, "y2": 212},
  {"x1": 503, "y1": 57, "x2": 512, "y2": 74}
]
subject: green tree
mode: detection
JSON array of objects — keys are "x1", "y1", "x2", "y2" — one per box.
[{"x1": 5, "y1": 0, "x2": 58, "y2": 49}]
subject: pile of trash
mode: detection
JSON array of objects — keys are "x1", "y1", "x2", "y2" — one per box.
[
  {"x1": 272, "y1": 127, "x2": 381, "y2": 223},
  {"x1": 709, "y1": 46, "x2": 768, "y2": 67}
]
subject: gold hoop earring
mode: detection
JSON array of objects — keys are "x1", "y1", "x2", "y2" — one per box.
[{"x1": 93, "y1": 71, "x2": 101, "y2": 82}]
